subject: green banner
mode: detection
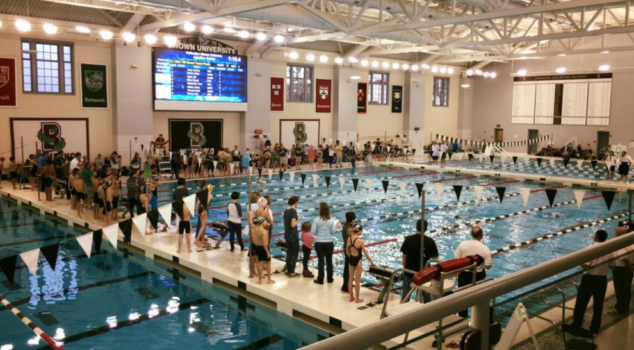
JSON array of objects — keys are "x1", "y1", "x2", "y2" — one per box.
[{"x1": 80, "y1": 63, "x2": 108, "y2": 109}]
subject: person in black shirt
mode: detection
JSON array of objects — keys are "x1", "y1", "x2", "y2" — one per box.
[
  {"x1": 283, "y1": 196, "x2": 302, "y2": 276},
  {"x1": 173, "y1": 177, "x2": 191, "y2": 253},
  {"x1": 400, "y1": 219, "x2": 439, "y2": 302}
]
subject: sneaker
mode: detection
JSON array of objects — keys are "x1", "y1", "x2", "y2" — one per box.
[{"x1": 314, "y1": 279, "x2": 324, "y2": 285}]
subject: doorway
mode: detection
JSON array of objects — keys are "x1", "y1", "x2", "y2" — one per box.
[
  {"x1": 597, "y1": 131, "x2": 610, "y2": 155},
  {"x1": 494, "y1": 128, "x2": 504, "y2": 143},
  {"x1": 528, "y1": 129, "x2": 539, "y2": 154}
]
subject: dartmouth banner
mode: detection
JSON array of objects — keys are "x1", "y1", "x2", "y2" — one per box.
[
  {"x1": 392, "y1": 85, "x2": 403, "y2": 113},
  {"x1": 80, "y1": 63, "x2": 108, "y2": 109}
]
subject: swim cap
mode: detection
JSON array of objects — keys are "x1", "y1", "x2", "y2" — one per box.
[
  {"x1": 257, "y1": 197, "x2": 268, "y2": 206},
  {"x1": 207, "y1": 184, "x2": 214, "y2": 193},
  {"x1": 253, "y1": 216, "x2": 266, "y2": 225},
  {"x1": 106, "y1": 181, "x2": 113, "y2": 187}
]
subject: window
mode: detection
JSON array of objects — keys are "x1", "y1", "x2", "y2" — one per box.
[
  {"x1": 433, "y1": 77, "x2": 450, "y2": 107},
  {"x1": 21, "y1": 39, "x2": 74, "y2": 94},
  {"x1": 286, "y1": 65, "x2": 313, "y2": 102},
  {"x1": 369, "y1": 72, "x2": 389, "y2": 105}
]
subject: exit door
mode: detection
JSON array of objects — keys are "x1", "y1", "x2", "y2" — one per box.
[
  {"x1": 494, "y1": 128, "x2": 504, "y2": 143},
  {"x1": 597, "y1": 131, "x2": 610, "y2": 155},
  {"x1": 528, "y1": 129, "x2": 539, "y2": 154}
]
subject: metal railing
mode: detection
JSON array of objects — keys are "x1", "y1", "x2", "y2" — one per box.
[{"x1": 300, "y1": 232, "x2": 634, "y2": 350}]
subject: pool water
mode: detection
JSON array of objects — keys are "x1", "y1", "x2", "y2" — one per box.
[{"x1": 0, "y1": 198, "x2": 328, "y2": 349}]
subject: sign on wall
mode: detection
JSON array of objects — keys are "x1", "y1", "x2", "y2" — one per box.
[
  {"x1": 280, "y1": 119, "x2": 320, "y2": 147},
  {"x1": 0, "y1": 58, "x2": 17, "y2": 107},
  {"x1": 10, "y1": 118, "x2": 89, "y2": 162},
  {"x1": 392, "y1": 85, "x2": 403, "y2": 113},
  {"x1": 80, "y1": 63, "x2": 108, "y2": 109},
  {"x1": 271, "y1": 77, "x2": 284, "y2": 111},
  {"x1": 357, "y1": 82, "x2": 367, "y2": 114},
  {"x1": 316, "y1": 79, "x2": 331, "y2": 113},
  {"x1": 169, "y1": 119, "x2": 222, "y2": 152}
]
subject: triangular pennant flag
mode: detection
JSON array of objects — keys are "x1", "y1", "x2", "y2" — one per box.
[
  {"x1": 325, "y1": 176, "x2": 331, "y2": 188},
  {"x1": 0, "y1": 255, "x2": 18, "y2": 284},
  {"x1": 468, "y1": 153, "x2": 474, "y2": 161},
  {"x1": 536, "y1": 158, "x2": 543, "y2": 166},
  {"x1": 365, "y1": 179, "x2": 374, "y2": 190},
  {"x1": 183, "y1": 194, "x2": 196, "y2": 218},
  {"x1": 120, "y1": 220, "x2": 134, "y2": 244},
  {"x1": 577, "y1": 160, "x2": 584, "y2": 169},
  {"x1": 158, "y1": 203, "x2": 173, "y2": 229},
  {"x1": 602, "y1": 191, "x2": 616, "y2": 210},
  {"x1": 352, "y1": 178, "x2": 359, "y2": 191},
  {"x1": 563, "y1": 157, "x2": 570, "y2": 168},
  {"x1": 382, "y1": 180, "x2": 389, "y2": 194},
  {"x1": 41, "y1": 244, "x2": 60, "y2": 271},
  {"x1": 495, "y1": 187, "x2": 506, "y2": 203},
  {"x1": 399, "y1": 182, "x2": 407, "y2": 193},
  {"x1": 103, "y1": 224, "x2": 119, "y2": 249},
  {"x1": 545, "y1": 189, "x2": 557, "y2": 207},
  {"x1": 448, "y1": 152, "x2": 453, "y2": 160},
  {"x1": 474, "y1": 185, "x2": 484, "y2": 200},
  {"x1": 76, "y1": 233, "x2": 94, "y2": 258},
  {"x1": 573, "y1": 190, "x2": 586, "y2": 209},
  {"x1": 267, "y1": 169, "x2": 273, "y2": 180},
  {"x1": 300, "y1": 173, "x2": 306, "y2": 185},
  {"x1": 591, "y1": 160, "x2": 598, "y2": 170},
  {"x1": 339, "y1": 176, "x2": 345, "y2": 188},
  {"x1": 257, "y1": 168, "x2": 263, "y2": 178},
  {"x1": 549, "y1": 158, "x2": 555, "y2": 168},
  {"x1": 312, "y1": 174, "x2": 319, "y2": 187},
  {"x1": 93, "y1": 229, "x2": 103, "y2": 253},
  {"x1": 147, "y1": 210, "x2": 159, "y2": 232},
  {"x1": 489, "y1": 155, "x2": 495, "y2": 163},
  {"x1": 289, "y1": 171, "x2": 295, "y2": 183},
  {"x1": 229, "y1": 163, "x2": 234, "y2": 174},
  {"x1": 133, "y1": 213, "x2": 148, "y2": 237},
  {"x1": 20, "y1": 248, "x2": 40, "y2": 276},
  {"x1": 519, "y1": 188, "x2": 531, "y2": 206},
  {"x1": 279, "y1": 170, "x2": 284, "y2": 180},
  {"x1": 434, "y1": 183, "x2": 443, "y2": 197},
  {"x1": 453, "y1": 185, "x2": 463, "y2": 201},
  {"x1": 512, "y1": 156, "x2": 518, "y2": 165}
]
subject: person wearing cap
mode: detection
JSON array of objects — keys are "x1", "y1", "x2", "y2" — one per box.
[
  {"x1": 310, "y1": 202, "x2": 340, "y2": 284},
  {"x1": 611, "y1": 224, "x2": 634, "y2": 314},
  {"x1": 341, "y1": 212, "x2": 357, "y2": 293},
  {"x1": 227, "y1": 191, "x2": 246, "y2": 252},
  {"x1": 248, "y1": 211, "x2": 274, "y2": 285}
]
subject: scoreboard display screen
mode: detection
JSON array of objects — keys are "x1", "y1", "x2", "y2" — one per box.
[{"x1": 153, "y1": 48, "x2": 248, "y2": 111}]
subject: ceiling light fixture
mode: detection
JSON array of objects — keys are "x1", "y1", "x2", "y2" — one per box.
[
  {"x1": 75, "y1": 26, "x2": 91, "y2": 34},
  {"x1": 483, "y1": 71, "x2": 490, "y2": 78},
  {"x1": 517, "y1": 69, "x2": 528, "y2": 76},
  {"x1": 122, "y1": 32, "x2": 136, "y2": 43},
  {"x1": 43, "y1": 23, "x2": 58, "y2": 35},
  {"x1": 392, "y1": 63, "x2": 400, "y2": 69},
  {"x1": 558, "y1": 53, "x2": 566, "y2": 57},
  {"x1": 201, "y1": 25, "x2": 214, "y2": 35},
  {"x1": 306, "y1": 53, "x2": 315, "y2": 62},
  {"x1": 350, "y1": 75, "x2": 361, "y2": 80},
  {"x1": 144, "y1": 34, "x2": 157, "y2": 45},
  {"x1": 274, "y1": 34, "x2": 285, "y2": 43},
  {"x1": 361, "y1": 59, "x2": 369, "y2": 67},
  {"x1": 422, "y1": 64, "x2": 430, "y2": 70},
  {"x1": 371, "y1": 61, "x2": 379, "y2": 68},
  {"x1": 224, "y1": 26, "x2": 235, "y2": 33},
  {"x1": 100, "y1": 30, "x2": 113, "y2": 40},
  {"x1": 183, "y1": 22, "x2": 196, "y2": 32},
  {"x1": 348, "y1": 56, "x2": 358, "y2": 63},
  {"x1": 475, "y1": 69, "x2": 483, "y2": 75},
  {"x1": 402, "y1": 63, "x2": 410, "y2": 70},
  {"x1": 490, "y1": 72, "x2": 498, "y2": 79},
  {"x1": 461, "y1": 84, "x2": 471, "y2": 88},
  {"x1": 238, "y1": 30, "x2": 250, "y2": 39},
  {"x1": 556, "y1": 67, "x2": 567, "y2": 74},
  {"x1": 600, "y1": 50, "x2": 610, "y2": 54},
  {"x1": 411, "y1": 64, "x2": 419, "y2": 71},
  {"x1": 598, "y1": 64, "x2": 610, "y2": 72},
  {"x1": 163, "y1": 35, "x2": 178, "y2": 46},
  {"x1": 319, "y1": 55, "x2": 328, "y2": 63},
  {"x1": 466, "y1": 69, "x2": 473, "y2": 76},
  {"x1": 334, "y1": 57, "x2": 343, "y2": 64},
  {"x1": 382, "y1": 62, "x2": 390, "y2": 69},
  {"x1": 439, "y1": 66, "x2": 446, "y2": 73},
  {"x1": 289, "y1": 51, "x2": 299, "y2": 59},
  {"x1": 15, "y1": 19, "x2": 31, "y2": 32},
  {"x1": 255, "y1": 32, "x2": 267, "y2": 41},
  {"x1": 447, "y1": 67, "x2": 454, "y2": 74},
  {"x1": 431, "y1": 66, "x2": 439, "y2": 73}
]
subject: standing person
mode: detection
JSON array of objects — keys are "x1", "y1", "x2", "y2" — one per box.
[
  {"x1": 126, "y1": 170, "x2": 140, "y2": 218},
  {"x1": 431, "y1": 142, "x2": 439, "y2": 166},
  {"x1": 150, "y1": 173, "x2": 160, "y2": 211},
  {"x1": 194, "y1": 180, "x2": 212, "y2": 247},
  {"x1": 611, "y1": 225, "x2": 634, "y2": 315},
  {"x1": 618, "y1": 151, "x2": 632, "y2": 183},
  {"x1": 283, "y1": 196, "x2": 302, "y2": 277},
  {"x1": 173, "y1": 178, "x2": 192, "y2": 253},
  {"x1": 341, "y1": 212, "x2": 357, "y2": 293},
  {"x1": 572, "y1": 229, "x2": 613, "y2": 334},
  {"x1": 41, "y1": 160, "x2": 56, "y2": 201},
  {"x1": 335, "y1": 141, "x2": 344, "y2": 168},
  {"x1": 307, "y1": 146, "x2": 315, "y2": 170},
  {"x1": 454, "y1": 226, "x2": 492, "y2": 317},
  {"x1": 346, "y1": 225, "x2": 375, "y2": 303},
  {"x1": 440, "y1": 141, "x2": 448, "y2": 168},
  {"x1": 248, "y1": 212, "x2": 275, "y2": 285},
  {"x1": 400, "y1": 219, "x2": 439, "y2": 302},
  {"x1": 247, "y1": 192, "x2": 262, "y2": 278},
  {"x1": 227, "y1": 192, "x2": 246, "y2": 252},
  {"x1": 242, "y1": 149, "x2": 251, "y2": 175},
  {"x1": 72, "y1": 172, "x2": 86, "y2": 218},
  {"x1": 82, "y1": 162, "x2": 94, "y2": 210},
  {"x1": 110, "y1": 152, "x2": 119, "y2": 177},
  {"x1": 349, "y1": 143, "x2": 357, "y2": 168},
  {"x1": 604, "y1": 151, "x2": 616, "y2": 180},
  {"x1": 310, "y1": 203, "x2": 340, "y2": 284},
  {"x1": 105, "y1": 181, "x2": 115, "y2": 225},
  {"x1": 316, "y1": 146, "x2": 323, "y2": 169},
  {"x1": 300, "y1": 222, "x2": 315, "y2": 278}
]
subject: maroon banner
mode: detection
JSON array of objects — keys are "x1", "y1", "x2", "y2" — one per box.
[
  {"x1": 271, "y1": 77, "x2": 284, "y2": 111},
  {"x1": 316, "y1": 79, "x2": 331, "y2": 113},
  {"x1": 0, "y1": 58, "x2": 17, "y2": 107},
  {"x1": 357, "y1": 82, "x2": 367, "y2": 114}
]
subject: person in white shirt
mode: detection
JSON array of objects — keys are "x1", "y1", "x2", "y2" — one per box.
[
  {"x1": 227, "y1": 192, "x2": 246, "y2": 252},
  {"x1": 618, "y1": 151, "x2": 632, "y2": 183},
  {"x1": 573, "y1": 229, "x2": 613, "y2": 334},
  {"x1": 611, "y1": 225, "x2": 634, "y2": 314},
  {"x1": 440, "y1": 141, "x2": 448, "y2": 168},
  {"x1": 454, "y1": 226, "x2": 492, "y2": 317},
  {"x1": 431, "y1": 142, "x2": 440, "y2": 166},
  {"x1": 604, "y1": 151, "x2": 616, "y2": 180},
  {"x1": 70, "y1": 153, "x2": 81, "y2": 172}
]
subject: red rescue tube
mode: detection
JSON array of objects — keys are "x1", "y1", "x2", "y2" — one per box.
[{"x1": 411, "y1": 255, "x2": 483, "y2": 286}]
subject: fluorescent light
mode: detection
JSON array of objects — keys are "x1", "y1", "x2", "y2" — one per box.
[
  {"x1": 466, "y1": 69, "x2": 473, "y2": 76},
  {"x1": 306, "y1": 53, "x2": 315, "y2": 62},
  {"x1": 350, "y1": 76, "x2": 361, "y2": 80},
  {"x1": 439, "y1": 66, "x2": 446, "y2": 73},
  {"x1": 483, "y1": 71, "x2": 490, "y2": 78},
  {"x1": 475, "y1": 69, "x2": 483, "y2": 75},
  {"x1": 461, "y1": 84, "x2": 471, "y2": 88},
  {"x1": 122, "y1": 32, "x2": 136, "y2": 43},
  {"x1": 402, "y1": 63, "x2": 410, "y2": 70},
  {"x1": 75, "y1": 26, "x2": 91, "y2": 34},
  {"x1": 348, "y1": 56, "x2": 358, "y2": 63},
  {"x1": 422, "y1": 64, "x2": 430, "y2": 70},
  {"x1": 517, "y1": 69, "x2": 527, "y2": 76},
  {"x1": 144, "y1": 34, "x2": 157, "y2": 45},
  {"x1": 411, "y1": 64, "x2": 418, "y2": 71},
  {"x1": 558, "y1": 53, "x2": 566, "y2": 57},
  {"x1": 382, "y1": 62, "x2": 390, "y2": 69},
  {"x1": 43, "y1": 23, "x2": 58, "y2": 35},
  {"x1": 600, "y1": 50, "x2": 610, "y2": 54},
  {"x1": 598, "y1": 64, "x2": 610, "y2": 72},
  {"x1": 255, "y1": 32, "x2": 267, "y2": 41},
  {"x1": 15, "y1": 19, "x2": 31, "y2": 32},
  {"x1": 371, "y1": 60, "x2": 379, "y2": 68},
  {"x1": 224, "y1": 26, "x2": 235, "y2": 33},
  {"x1": 361, "y1": 59, "x2": 369, "y2": 67},
  {"x1": 556, "y1": 67, "x2": 567, "y2": 74},
  {"x1": 392, "y1": 63, "x2": 400, "y2": 69},
  {"x1": 201, "y1": 25, "x2": 214, "y2": 35},
  {"x1": 274, "y1": 34, "x2": 285, "y2": 43},
  {"x1": 289, "y1": 51, "x2": 299, "y2": 59},
  {"x1": 334, "y1": 57, "x2": 343, "y2": 64},
  {"x1": 183, "y1": 22, "x2": 196, "y2": 32},
  {"x1": 490, "y1": 72, "x2": 498, "y2": 79},
  {"x1": 319, "y1": 55, "x2": 328, "y2": 63},
  {"x1": 447, "y1": 67, "x2": 454, "y2": 74},
  {"x1": 163, "y1": 35, "x2": 178, "y2": 46},
  {"x1": 238, "y1": 30, "x2": 250, "y2": 39},
  {"x1": 100, "y1": 30, "x2": 113, "y2": 40},
  {"x1": 431, "y1": 66, "x2": 439, "y2": 73}
]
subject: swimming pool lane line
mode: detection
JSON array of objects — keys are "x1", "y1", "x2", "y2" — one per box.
[{"x1": 491, "y1": 212, "x2": 627, "y2": 256}]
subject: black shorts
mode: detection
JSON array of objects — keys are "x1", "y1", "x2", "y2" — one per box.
[
  {"x1": 77, "y1": 193, "x2": 87, "y2": 201},
  {"x1": 432, "y1": 156, "x2": 439, "y2": 160},
  {"x1": 105, "y1": 201, "x2": 113, "y2": 213},
  {"x1": 113, "y1": 196, "x2": 119, "y2": 209},
  {"x1": 10, "y1": 171, "x2": 17, "y2": 179},
  {"x1": 610, "y1": 165, "x2": 616, "y2": 172},
  {"x1": 619, "y1": 163, "x2": 630, "y2": 176},
  {"x1": 178, "y1": 221, "x2": 191, "y2": 234},
  {"x1": 43, "y1": 177, "x2": 53, "y2": 188},
  {"x1": 254, "y1": 244, "x2": 270, "y2": 262}
]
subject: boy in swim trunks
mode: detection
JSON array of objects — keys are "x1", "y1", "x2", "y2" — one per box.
[
  {"x1": 173, "y1": 177, "x2": 192, "y2": 253},
  {"x1": 248, "y1": 212, "x2": 275, "y2": 285},
  {"x1": 105, "y1": 181, "x2": 115, "y2": 225},
  {"x1": 72, "y1": 172, "x2": 86, "y2": 219}
]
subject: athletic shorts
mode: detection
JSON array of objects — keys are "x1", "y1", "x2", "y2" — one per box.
[
  {"x1": 178, "y1": 221, "x2": 191, "y2": 234},
  {"x1": 432, "y1": 156, "x2": 439, "y2": 160},
  {"x1": 10, "y1": 171, "x2": 17, "y2": 179},
  {"x1": 77, "y1": 193, "x2": 87, "y2": 201},
  {"x1": 43, "y1": 177, "x2": 53, "y2": 188},
  {"x1": 254, "y1": 244, "x2": 270, "y2": 262},
  {"x1": 105, "y1": 201, "x2": 113, "y2": 213}
]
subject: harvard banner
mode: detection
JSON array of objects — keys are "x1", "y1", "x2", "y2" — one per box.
[
  {"x1": 357, "y1": 82, "x2": 367, "y2": 114},
  {"x1": 80, "y1": 63, "x2": 108, "y2": 109},
  {"x1": 392, "y1": 85, "x2": 403, "y2": 113},
  {"x1": 0, "y1": 58, "x2": 17, "y2": 107},
  {"x1": 271, "y1": 77, "x2": 284, "y2": 111},
  {"x1": 316, "y1": 79, "x2": 331, "y2": 113}
]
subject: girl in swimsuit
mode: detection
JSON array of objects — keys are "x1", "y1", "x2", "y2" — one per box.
[
  {"x1": 195, "y1": 181, "x2": 212, "y2": 247},
  {"x1": 346, "y1": 225, "x2": 375, "y2": 303}
]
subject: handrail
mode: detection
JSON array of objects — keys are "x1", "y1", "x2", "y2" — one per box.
[{"x1": 300, "y1": 232, "x2": 634, "y2": 350}]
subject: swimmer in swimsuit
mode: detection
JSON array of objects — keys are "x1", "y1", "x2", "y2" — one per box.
[
  {"x1": 72, "y1": 173, "x2": 86, "y2": 218},
  {"x1": 346, "y1": 225, "x2": 375, "y2": 303},
  {"x1": 248, "y1": 213, "x2": 275, "y2": 285}
]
